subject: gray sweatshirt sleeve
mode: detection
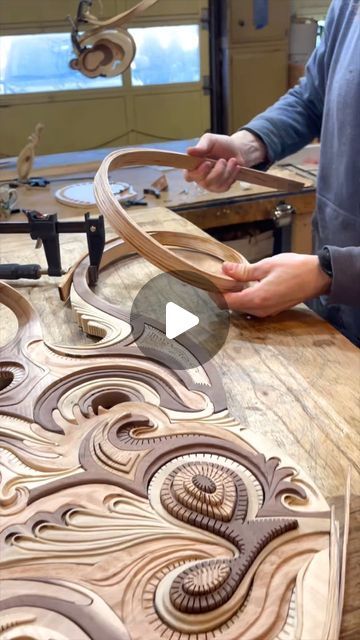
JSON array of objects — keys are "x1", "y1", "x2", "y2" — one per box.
[{"x1": 327, "y1": 246, "x2": 360, "y2": 307}]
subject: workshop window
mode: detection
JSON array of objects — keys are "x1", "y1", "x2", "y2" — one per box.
[
  {"x1": 0, "y1": 33, "x2": 122, "y2": 94},
  {"x1": 129, "y1": 25, "x2": 201, "y2": 86},
  {"x1": 0, "y1": 25, "x2": 201, "y2": 95}
]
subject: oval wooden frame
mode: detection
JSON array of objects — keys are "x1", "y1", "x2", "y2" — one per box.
[{"x1": 79, "y1": 0, "x2": 160, "y2": 41}]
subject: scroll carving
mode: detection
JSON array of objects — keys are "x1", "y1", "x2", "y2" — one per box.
[{"x1": 0, "y1": 249, "x2": 341, "y2": 639}]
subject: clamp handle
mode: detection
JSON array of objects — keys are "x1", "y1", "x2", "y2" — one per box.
[{"x1": 0, "y1": 264, "x2": 42, "y2": 280}]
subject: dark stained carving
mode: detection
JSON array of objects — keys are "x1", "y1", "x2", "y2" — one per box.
[{"x1": 159, "y1": 460, "x2": 298, "y2": 614}]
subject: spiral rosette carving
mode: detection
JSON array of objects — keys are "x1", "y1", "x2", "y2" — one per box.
[
  {"x1": 182, "y1": 561, "x2": 231, "y2": 596},
  {"x1": 159, "y1": 460, "x2": 298, "y2": 616},
  {"x1": 167, "y1": 519, "x2": 298, "y2": 615},
  {"x1": 161, "y1": 462, "x2": 242, "y2": 522},
  {"x1": 171, "y1": 559, "x2": 233, "y2": 613}
]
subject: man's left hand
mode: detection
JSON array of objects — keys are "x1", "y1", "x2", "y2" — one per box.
[{"x1": 221, "y1": 253, "x2": 332, "y2": 316}]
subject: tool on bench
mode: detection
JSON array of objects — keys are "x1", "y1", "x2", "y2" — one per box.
[
  {"x1": 142, "y1": 174, "x2": 169, "y2": 200},
  {"x1": 123, "y1": 197, "x2": 148, "y2": 207},
  {"x1": 0, "y1": 210, "x2": 105, "y2": 286},
  {"x1": 143, "y1": 187, "x2": 161, "y2": 199},
  {"x1": 6, "y1": 177, "x2": 50, "y2": 189},
  {"x1": 151, "y1": 174, "x2": 169, "y2": 193}
]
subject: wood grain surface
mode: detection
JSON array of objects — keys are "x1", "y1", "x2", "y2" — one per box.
[{"x1": 0, "y1": 163, "x2": 359, "y2": 637}]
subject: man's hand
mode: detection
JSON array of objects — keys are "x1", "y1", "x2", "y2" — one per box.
[
  {"x1": 185, "y1": 130, "x2": 267, "y2": 193},
  {"x1": 221, "y1": 253, "x2": 332, "y2": 316}
]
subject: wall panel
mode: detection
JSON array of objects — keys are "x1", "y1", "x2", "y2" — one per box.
[
  {"x1": 0, "y1": 95, "x2": 129, "y2": 155},
  {"x1": 132, "y1": 90, "x2": 209, "y2": 142},
  {"x1": 230, "y1": 43, "x2": 288, "y2": 130}
]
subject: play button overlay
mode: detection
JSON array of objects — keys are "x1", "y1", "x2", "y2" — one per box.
[
  {"x1": 130, "y1": 270, "x2": 230, "y2": 371},
  {"x1": 166, "y1": 302, "x2": 199, "y2": 339}
]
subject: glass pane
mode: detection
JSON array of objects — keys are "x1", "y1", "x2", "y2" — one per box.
[
  {"x1": 129, "y1": 25, "x2": 200, "y2": 86},
  {"x1": 316, "y1": 20, "x2": 325, "y2": 46},
  {"x1": 0, "y1": 33, "x2": 122, "y2": 95}
]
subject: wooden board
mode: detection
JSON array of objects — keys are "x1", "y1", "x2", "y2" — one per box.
[{"x1": 0, "y1": 175, "x2": 358, "y2": 637}]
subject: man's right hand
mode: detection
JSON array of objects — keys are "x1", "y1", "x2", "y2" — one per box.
[{"x1": 185, "y1": 130, "x2": 268, "y2": 193}]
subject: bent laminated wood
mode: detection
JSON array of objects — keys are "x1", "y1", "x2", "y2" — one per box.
[
  {"x1": 0, "y1": 226, "x2": 346, "y2": 639},
  {"x1": 70, "y1": 0, "x2": 160, "y2": 78},
  {"x1": 93, "y1": 149, "x2": 304, "y2": 292}
]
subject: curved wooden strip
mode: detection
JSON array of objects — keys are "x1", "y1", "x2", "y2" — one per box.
[
  {"x1": 295, "y1": 548, "x2": 330, "y2": 639},
  {"x1": 101, "y1": 148, "x2": 304, "y2": 190},
  {"x1": 0, "y1": 579, "x2": 130, "y2": 640},
  {"x1": 0, "y1": 281, "x2": 41, "y2": 346},
  {"x1": 79, "y1": 0, "x2": 160, "y2": 42},
  {"x1": 93, "y1": 149, "x2": 303, "y2": 292},
  {"x1": 59, "y1": 231, "x2": 243, "y2": 302},
  {"x1": 93, "y1": 151, "x2": 246, "y2": 292}
]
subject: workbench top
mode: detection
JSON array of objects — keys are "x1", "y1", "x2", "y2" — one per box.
[
  {"x1": 0, "y1": 163, "x2": 359, "y2": 636},
  {"x1": 0, "y1": 137, "x2": 315, "y2": 227}
]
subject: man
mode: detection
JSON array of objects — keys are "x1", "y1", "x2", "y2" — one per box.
[{"x1": 185, "y1": 0, "x2": 360, "y2": 346}]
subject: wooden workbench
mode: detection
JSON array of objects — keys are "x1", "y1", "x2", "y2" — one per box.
[
  {"x1": 0, "y1": 138, "x2": 316, "y2": 254},
  {"x1": 0, "y1": 149, "x2": 358, "y2": 637}
]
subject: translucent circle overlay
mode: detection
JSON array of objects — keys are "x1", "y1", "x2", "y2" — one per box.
[{"x1": 129, "y1": 270, "x2": 230, "y2": 370}]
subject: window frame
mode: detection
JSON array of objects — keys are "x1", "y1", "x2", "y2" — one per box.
[
  {"x1": 0, "y1": 15, "x2": 207, "y2": 107},
  {"x1": 0, "y1": 1, "x2": 211, "y2": 155}
]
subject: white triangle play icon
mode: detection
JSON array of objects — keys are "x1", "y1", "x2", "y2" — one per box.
[{"x1": 166, "y1": 302, "x2": 199, "y2": 340}]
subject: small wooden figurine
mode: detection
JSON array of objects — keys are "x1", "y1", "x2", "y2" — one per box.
[{"x1": 16, "y1": 123, "x2": 44, "y2": 182}]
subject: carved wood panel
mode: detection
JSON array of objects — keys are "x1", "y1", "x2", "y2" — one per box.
[{"x1": 0, "y1": 241, "x2": 343, "y2": 639}]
